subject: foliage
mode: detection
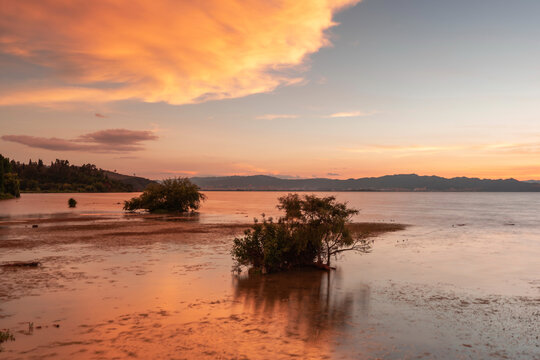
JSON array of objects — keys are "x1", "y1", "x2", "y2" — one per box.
[
  {"x1": 0, "y1": 329, "x2": 15, "y2": 351},
  {"x1": 231, "y1": 216, "x2": 310, "y2": 273},
  {"x1": 123, "y1": 177, "x2": 206, "y2": 213},
  {"x1": 7, "y1": 157, "x2": 133, "y2": 193},
  {"x1": 68, "y1": 198, "x2": 77, "y2": 208},
  {"x1": 0, "y1": 154, "x2": 20, "y2": 199},
  {"x1": 232, "y1": 194, "x2": 373, "y2": 273}
]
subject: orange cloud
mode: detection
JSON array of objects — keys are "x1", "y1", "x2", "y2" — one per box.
[
  {"x1": 328, "y1": 110, "x2": 374, "y2": 118},
  {"x1": 255, "y1": 114, "x2": 299, "y2": 120},
  {"x1": 0, "y1": 0, "x2": 359, "y2": 106}
]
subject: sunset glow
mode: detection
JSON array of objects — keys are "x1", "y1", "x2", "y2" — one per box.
[{"x1": 2, "y1": 0, "x2": 540, "y2": 180}]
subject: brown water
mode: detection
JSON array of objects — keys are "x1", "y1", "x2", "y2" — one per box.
[{"x1": 0, "y1": 192, "x2": 539, "y2": 359}]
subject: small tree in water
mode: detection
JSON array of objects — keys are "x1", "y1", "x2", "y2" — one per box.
[
  {"x1": 278, "y1": 194, "x2": 372, "y2": 267},
  {"x1": 232, "y1": 194, "x2": 373, "y2": 273},
  {"x1": 68, "y1": 198, "x2": 77, "y2": 208},
  {"x1": 123, "y1": 177, "x2": 206, "y2": 213}
]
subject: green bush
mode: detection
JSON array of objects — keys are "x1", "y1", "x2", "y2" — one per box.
[
  {"x1": 232, "y1": 216, "x2": 305, "y2": 273},
  {"x1": 232, "y1": 194, "x2": 372, "y2": 273},
  {"x1": 123, "y1": 177, "x2": 206, "y2": 213}
]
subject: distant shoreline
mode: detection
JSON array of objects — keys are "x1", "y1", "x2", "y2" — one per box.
[
  {"x1": 10, "y1": 189, "x2": 540, "y2": 194},
  {"x1": 191, "y1": 174, "x2": 540, "y2": 192}
]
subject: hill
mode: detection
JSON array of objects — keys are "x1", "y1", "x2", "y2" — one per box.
[
  {"x1": 8, "y1": 157, "x2": 154, "y2": 193},
  {"x1": 103, "y1": 171, "x2": 155, "y2": 191},
  {"x1": 191, "y1": 174, "x2": 540, "y2": 192}
]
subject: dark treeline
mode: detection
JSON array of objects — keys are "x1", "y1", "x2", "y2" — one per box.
[
  {"x1": 0, "y1": 154, "x2": 21, "y2": 199},
  {"x1": 5, "y1": 156, "x2": 134, "y2": 193}
]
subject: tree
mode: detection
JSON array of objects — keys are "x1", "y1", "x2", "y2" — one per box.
[
  {"x1": 8, "y1": 157, "x2": 133, "y2": 193},
  {"x1": 0, "y1": 156, "x2": 4, "y2": 194},
  {"x1": 123, "y1": 177, "x2": 206, "y2": 213},
  {"x1": 231, "y1": 215, "x2": 306, "y2": 273},
  {"x1": 232, "y1": 194, "x2": 373, "y2": 273},
  {"x1": 0, "y1": 154, "x2": 20, "y2": 199},
  {"x1": 2, "y1": 173, "x2": 20, "y2": 198},
  {"x1": 278, "y1": 194, "x2": 371, "y2": 267}
]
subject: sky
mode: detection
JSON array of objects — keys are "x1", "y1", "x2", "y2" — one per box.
[{"x1": 1, "y1": 0, "x2": 540, "y2": 180}]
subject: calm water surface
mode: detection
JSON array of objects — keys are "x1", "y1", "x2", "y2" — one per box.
[{"x1": 0, "y1": 192, "x2": 539, "y2": 359}]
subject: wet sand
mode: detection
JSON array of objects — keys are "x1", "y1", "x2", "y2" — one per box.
[
  {"x1": 0, "y1": 215, "x2": 413, "y2": 359},
  {"x1": 1, "y1": 193, "x2": 539, "y2": 359}
]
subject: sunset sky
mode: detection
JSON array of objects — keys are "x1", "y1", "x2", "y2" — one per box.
[{"x1": 1, "y1": 0, "x2": 540, "y2": 180}]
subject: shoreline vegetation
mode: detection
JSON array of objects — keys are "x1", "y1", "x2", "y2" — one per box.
[
  {"x1": 0, "y1": 155, "x2": 20, "y2": 200},
  {"x1": 11, "y1": 159, "x2": 133, "y2": 193},
  {"x1": 0, "y1": 155, "x2": 143, "y2": 199},
  {"x1": 2, "y1": 156, "x2": 540, "y2": 196}
]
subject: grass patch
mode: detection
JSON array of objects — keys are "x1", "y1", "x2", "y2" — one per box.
[{"x1": 0, "y1": 329, "x2": 15, "y2": 351}]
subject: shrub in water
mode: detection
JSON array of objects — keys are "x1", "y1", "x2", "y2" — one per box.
[
  {"x1": 123, "y1": 177, "x2": 206, "y2": 213},
  {"x1": 232, "y1": 194, "x2": 373, "y2": 273}
]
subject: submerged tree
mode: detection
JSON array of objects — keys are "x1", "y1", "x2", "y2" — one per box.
[
  {"x1": 232, "y1": 194, "x2": 373, "y2": 273},
  {"x1": 123, "y1": 177, "x2": 206, "y2": 213}
]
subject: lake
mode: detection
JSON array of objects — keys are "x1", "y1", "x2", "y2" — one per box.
[{"x1": 0, "y1": 192, "x2": 539, "y2": 359}]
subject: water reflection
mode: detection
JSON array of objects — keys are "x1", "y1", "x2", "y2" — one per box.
[{"x1": 233, "y1": 268, "x2": 370, "y2": 343}]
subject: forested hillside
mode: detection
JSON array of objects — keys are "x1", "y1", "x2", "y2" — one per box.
[{"x1": 9, "y1": 158, "x2": 134, "y2": 192}]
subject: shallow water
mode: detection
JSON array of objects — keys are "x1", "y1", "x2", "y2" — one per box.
[{"x1": 0, "y1": 192, "x2": 539, "y2": 359}]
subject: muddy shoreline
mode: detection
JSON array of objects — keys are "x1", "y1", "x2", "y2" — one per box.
[{"x1": 1, "y1": 205, "x2": 538, "y2": 359}]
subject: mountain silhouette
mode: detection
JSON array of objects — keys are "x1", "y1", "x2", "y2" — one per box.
[{"x1": 191, "y1": 174, "x2": 540, "y2": 192}]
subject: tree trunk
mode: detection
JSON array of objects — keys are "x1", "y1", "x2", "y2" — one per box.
[
  {"x1": 311, "y1": 262, "x2": 335, "y2": 271},
  {"x1": 326, "y1": 246, "x2": 331, "y2": 267}
]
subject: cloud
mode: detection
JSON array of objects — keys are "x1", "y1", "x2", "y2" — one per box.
[
  {"x1": 342, "y1": 142, "x2": 540, "y2": 155},
  {"x1": 78, "y1": 128, "x2": 157, "y2": 145},
  {"x1": 479, "y1": 142, "x2": 540, "y2": 154},
  {"x1": 1, "y1": 129, "x2": 158, "y2": 153},
  {"x1": 327, "y1": 172, "x2": 340, "y2": 176},
  {"x1": 113, "y1": 156, "x2": 140, "y2": 160},
  {"x1": 0, "y1": 0, "x2": 359, "y2": 106},
  {"x1": 162, "y1": 170, "x2": 198, "y2": 176},
  {"x1": 328, "y1": 111, "x2": 373, "y2": 118},
  {"x1": 255, "y1": 114, "x2": 299, "y2": 120},
  {"x1": 343, "y1": 144, "x2": 465, "y2": 154},
  {"x1": 95, "y1": 113, "x2": 107, "y2": 118}
]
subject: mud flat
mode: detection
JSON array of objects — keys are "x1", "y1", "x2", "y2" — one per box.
[
  {"x1": 0, "y1": 215, "x2": 411, "y2": 359},
  {"x1": 1, "y1": 192, "x2": 539, "y2": 359}
]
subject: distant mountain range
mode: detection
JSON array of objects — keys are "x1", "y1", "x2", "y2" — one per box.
[{"x1": 191, "y1": 174, "x2": 540, "y2": 192}]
